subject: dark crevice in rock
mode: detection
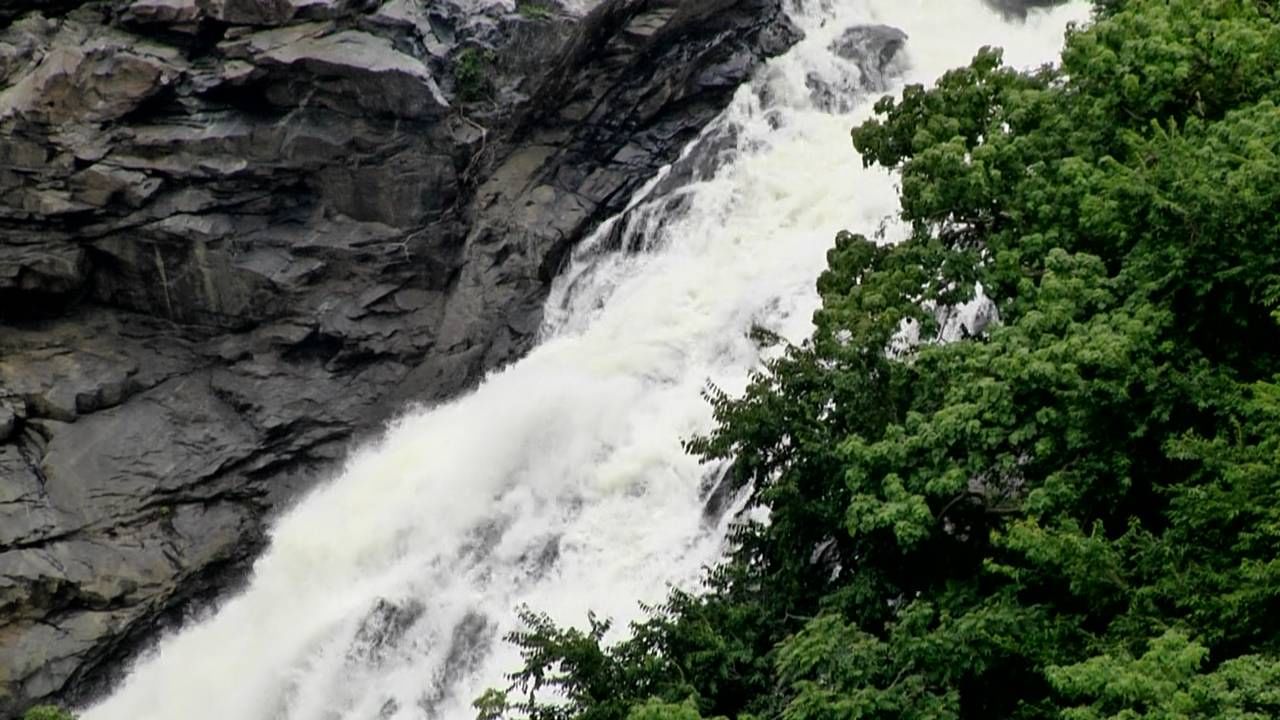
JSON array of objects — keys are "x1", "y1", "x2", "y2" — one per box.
[
  {"x1": 280, "y1": 329, "x2": 345, "y2": 365},
  {"x1": 0, "y1": 0, "x2": 89, "y2": 27}
]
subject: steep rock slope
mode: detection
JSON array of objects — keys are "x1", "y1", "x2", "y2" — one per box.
[{"x1": 0, "y1": 0, "x2": 798, "y2": 713}]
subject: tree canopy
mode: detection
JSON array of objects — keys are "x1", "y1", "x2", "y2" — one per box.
[{"x1": 481, "y1": 1, "x2": 1280, "y2": 718}]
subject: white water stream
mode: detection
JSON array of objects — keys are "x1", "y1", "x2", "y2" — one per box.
[{"x1": 86, "y1": 2, "x2": 1088, "y2": 718}]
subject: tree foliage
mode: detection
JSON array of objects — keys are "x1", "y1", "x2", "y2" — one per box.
[
  {"x1": 22, "y1": 707, "x2": 77, "y2": 720},
  {"x1": 480, "y1": 1, "x2": 1280, "y2": 718}
]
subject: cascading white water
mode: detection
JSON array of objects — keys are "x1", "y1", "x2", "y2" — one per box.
[{"x1": 85, "y1": 2, "x2": 1089, "y2": 718}]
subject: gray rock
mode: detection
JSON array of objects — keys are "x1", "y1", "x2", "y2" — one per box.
[
  {"x1": 0, "y1": 0, "x2": 800, "y2": 713},
  {"x1": 806, "y1": 24, "x2": 908, "y2": 113},
  {"x1": 830, "y1": 24, "x2": 908, "y2": 87},
  {"x1": 0, "y1": 348, "x2": 138, "y2": 420},
  {"x1": 0, "y1": 441, "x2": 64, "y2": 546},
  {"x1": 0, "y1": 31, "x2": 180, "y2": 125},
  {"x1": 123, "y1": 0, "x2": 201, "y2": 26},
  {"x1": 235, "y1": 27, "x2": 449, "y2": 118},
  {"x1": 983, "y1": 0, "x2": 1070, "y2": 19},
  {"x1": 37, "y1": 377, "x2": 260, "y2": 525},
  {"x1": 0, "y1": 243, "x2": 87, "y2": 304}
]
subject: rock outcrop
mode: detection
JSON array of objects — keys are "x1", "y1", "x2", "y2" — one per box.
[
  {"x1": 982, "y1": 0, "x2": 1071, "y2": 19},
  {"x1": 805, "y1": 23, "x2": 906, "y2": 113},
  {"x1": 0, "y1": 0, "x2": 799, "y2": 714}
]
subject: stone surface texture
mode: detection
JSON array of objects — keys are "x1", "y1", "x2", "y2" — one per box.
[{"x1": 0, "y1": 0, "x2": 799, "y2": 713}]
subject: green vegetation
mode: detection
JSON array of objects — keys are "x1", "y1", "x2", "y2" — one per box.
[
  {"x1": 481, "y1": 0, "x2": 1280, "y2": 718},
  {"x1": 22, "y1": 706, "x2": 77, "y2": 720},
  {"x1": 454, "y1": 48, "x2": 497, "y2": 103},
  {"x1": 517, "y1": 1, "x2": 554, "y2": 20}
]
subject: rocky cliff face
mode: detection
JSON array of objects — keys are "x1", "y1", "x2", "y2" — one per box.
[{"x1": 0, "y1": 0, "x2": 798, "y2": 713}]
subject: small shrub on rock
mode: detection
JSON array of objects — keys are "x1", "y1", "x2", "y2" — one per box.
[{"x1": 453, "y1": 48, "x2": 497, "y2": 102}]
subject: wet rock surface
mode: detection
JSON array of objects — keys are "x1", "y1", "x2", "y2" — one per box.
[
  {"x1": 982, "y1": 0, "x2": 1070, "y2": 19},
  {"x1": 0, "y1": 0, "x2": 799, "y2": 713},
  {"x1": 806, "y1": 23, "x2": 906, "y2": 113}
]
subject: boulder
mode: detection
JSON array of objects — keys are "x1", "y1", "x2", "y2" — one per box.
[
  {"x1": 983, "y1": 0, "x2": 1070, "y2": 19},
  {"x1": 806, "y1": 23, "x2": 908, "y2": 113},
  {"x1": 830, "y1": 24, "x2": 908, "y2": 89}
]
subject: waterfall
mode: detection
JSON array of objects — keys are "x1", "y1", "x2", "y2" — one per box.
[{"x1": 84, "y1": 2, "x2": 1089, "y2": 718}]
